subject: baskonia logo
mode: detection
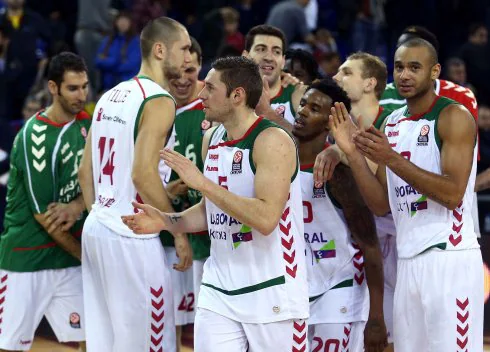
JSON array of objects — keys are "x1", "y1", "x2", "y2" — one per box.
[
  {"x1": 410, "y1": 195, "x2": 428, "y2": 216},
  {"x1": 232, "y1": 225, "x2": 253, "y2": 248}
]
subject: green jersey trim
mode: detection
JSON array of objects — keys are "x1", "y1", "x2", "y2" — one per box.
[
  {"x1": 308, "y1": 279, "x2": 354, "y2": 302},
  {"x1": 201, "y1": 275, "x2": 285, "y2": 296},
  {"x1": 419, "y1": 242, "x2": 447, "y2": 255},
  {"x1": 134, "y1": 93, "x2": 173, "y2": 142}
]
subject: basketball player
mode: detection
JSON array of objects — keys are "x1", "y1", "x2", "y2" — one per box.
[
  {"x1": 77, "y1": 17, "x2": 192, "y2": 352},
  {"x1": 294, "y1": 79, "x2": 387, "y2": 352},
  {"x1": 380, "y1": 25, "x2": 482, "y2": 239},
  {"x1": 330, "y1": 38, "x2": 483, "y2": 352},
  {"x1": 122, "y1": 56, "x2": 309, "y2": 352},
  {"x1": 164, "y1": 36, "x2": 205, "y2": 349},
  {"x1": 0, "y1": 52, "x2": 89, "y2": 352},
  {"x1": 314, "y1": 52, "x2": 397, "y2": 351},
  {"x1": 243, "y1": 24, "x2": 308, "y2": 130}
]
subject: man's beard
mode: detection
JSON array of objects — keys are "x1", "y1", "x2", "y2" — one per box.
[{"x1": 164, "y1": 61, "x2": 182, "y2": 80}]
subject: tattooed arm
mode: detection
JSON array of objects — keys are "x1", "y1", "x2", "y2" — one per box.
[{"x1": 328, "y1": 164, "x2": 387, "y2": 352}]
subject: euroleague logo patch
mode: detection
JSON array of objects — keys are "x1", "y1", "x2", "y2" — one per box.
[
  {"x1": 80, "y1": 127, "x2": 87, "y2": 139},
  {"x1": 69, "y1": 312, "x2": 81, "y2": 329},
  {"x1": 275, "y1": 105, "x2": 286, "y2": 118},
  {"x1": 201, "y1": 119, "x2": 211, "y2": 135},
  {"x1": 313, "y1": 182, "x2": 326, "y2": 198},
  {"x1": 231, "y1": 150, "x2": 243, "y2": 174},
  {"x1": 417, "y1": 124, "x2": 429, "y2": 146}
]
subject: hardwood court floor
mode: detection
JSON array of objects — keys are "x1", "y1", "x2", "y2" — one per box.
[
  {"x1": 29, "y1": 337, "x2": 490, "y2": 351},
  {"x1": 31, "y1": 337, "x2": 194, "y2": 351}
]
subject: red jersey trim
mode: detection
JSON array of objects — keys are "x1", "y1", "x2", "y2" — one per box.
[
  {"x1": 13, "y1": 230, "x2": 82, "y2": 251},
  {"x1": 300, "y1": 163, "x2": 314, "y2": 170},
  {"x1": 208, "y1": 116, "x2": 264, "y2": 150},
  {"x1": 35, "y1": 111, "x2": 71, "y2": 127},
  {"x1": 76, "y1": 111, "x2": 91, "y2": 120},
  {"x1": 386, "y1": 97, "x2": 440, "y2": 127},
  {"x1": 372, "y1": 106, "x2": 384, "y2": 127},
  {"x1": 134, "y1": 77, "x2": 146, "y2": 99},
  {"x1": 270, "y1": 85, "x2": 284, "y2": 101}
]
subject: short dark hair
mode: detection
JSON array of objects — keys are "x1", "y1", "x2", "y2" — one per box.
[
  {"x1": 307, "y1": 78, "x2": 351, "y2": 113},
  {"x1": 211, "y1": 56, "x2": 263, "y2": 110},
  {"x1": 347, "y1": 52, "x2": 387, "y2": 100},
  {"x1": 245, "y1": 25, "x2": 286, "y2": 54},
  {"x1": 47, "y1": 52, "x2": 88, "y2": 88},
  {"x1": 285, "y1": 49, "x2": 319, "y2": 81},
  {"x1": 140, "y1": 16, "x2": 185, "y2": 59},
  {"x1": 190, "y1": 36, "x2": 202, "y2": 65},
  {"x1": 398, "y1": 25, "x2": 440, "y2": 53},
  {"x1": 398, "y1": 38, "x2": 438, "y2": 65}
]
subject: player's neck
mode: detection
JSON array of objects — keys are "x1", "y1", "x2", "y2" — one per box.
[
  {"x1": 44, "y1": 104, "x2": 76, "y2": 125},
  {"x1": 222, "y1": 109, "x2": 259, "y2": 141},
  {"x1": 138, "y1": 62, "x2": 169, "y2": 91},
  {"x1": 298, "y1": 134, "x2": 328, "y2": 166},
  {"x1": 352, "y1": 95, "x2": 380, "y2": 128},
  {"x1": 268, "y1": 78, "x2": 282, "y2": 99},
  {"x1": 406, "y1": 89, "x2": 438, "y2": 116}
]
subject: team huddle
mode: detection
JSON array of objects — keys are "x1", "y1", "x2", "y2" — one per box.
[{"x1": 0, "y1": 15, "x2": 484, "y2": 352}]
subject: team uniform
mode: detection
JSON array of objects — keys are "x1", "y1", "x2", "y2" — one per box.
[
  {"x1": 0, "y1": 111, "x2": 89, "y2": 350},
  {"x1": 381, "y1": 79, "x2": 481, "y2": 238},
  {"x1": 385, "y1": 96, "x2": 483, "y2": 351},
  {"x1": 372, "y1": 106, "x2": 398, "y2": 343},
  {"x1": 82, "y1": 76, "x2": 176, "y2": 352},
  {"x1": 271, "y1": 84, "x2": 297, "y2": 125},
  {"x1": 173, "y1": 97, "x2": 212, "y2": 307},
  {"x1": 300, "y1": 165, "x2": 368, "y2": 352},
  {"x1": 196, "y1": 118, "x2": 309, "y2": 351}
]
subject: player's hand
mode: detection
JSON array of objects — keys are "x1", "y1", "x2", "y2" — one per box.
[
  {"x1": 364, "y1": 317, "x2": 388, "y2": 352},
  {"x1": 121, "y1": 201, "x2": 167, "y2": 234},
  {"x1": 328, "y1": 102, "x2": 358, "y2": 156},
  {"x1": 166, "y1": 179, "x2": 189, "y2": 200},
  {"x1": 313, "y1": 146, "x2": 341, "y2": 183},
  {"x1": 45, "y1": 202, "x2": 82, "y2": 233},
  {"x1": 255, "y1": 75, "x2": 274, "y2": 116},
  {"x1": 280, "y1": 72, "x2": 303, "y2": 87},
  {"x1": 173, "y1": 233, "x2": 193, "y2": 272},
  {"x1": 353, "y1": 126, "x2": 394, "y2": 165},
  {"x1": 161, "y1": 148, "x2": 207, "y2": 191}
]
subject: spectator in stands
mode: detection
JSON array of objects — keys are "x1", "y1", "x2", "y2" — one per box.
[
  {"x1": 74, "y1": 0, "x2": 112, "y2": 93},
  {"x1": 284, "y1": 48, "x2": 319, "y2": 84},
  {"x1": 443, "y1": 57, "x2": 476, "y2": 93},
  {"x1": 95, "y1": 11, "x2": 140, "y2": 92},
  {"x1": 132, "y1": 0, "x2": 168, "y2": 32},
  {"x1": 351, "y1": 0, "x2": 385, "y2": 54},
  {"x1": 318, "y1": 51, "x2": 341, "y2": 78},
  {"x1": 459, "y1": 23, "x2": 490, "y2": 101},
  {"x1": 22, "y1": 95, "x2": 41, "y2": 121},
  {"x1": 314, "y1": 28, "x2": 337, "y2": 58},
  {"x1": 0, "y1": 0, "x2": 50, "y2": 120},
  {"x1": 222, "y1": 7, "x2": 244, "y2": 53},
  {"x1": 266, "y1": 0, "x2": 315, "y2": 46}
]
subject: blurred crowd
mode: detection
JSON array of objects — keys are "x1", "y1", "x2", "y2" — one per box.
[{"x1": 1, "y1": 0, "x2": 490, "y2": 229}]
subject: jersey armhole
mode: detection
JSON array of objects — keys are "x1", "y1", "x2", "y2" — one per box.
[{"x1": 133, "y1": 93, "x2": 174, "y2": 142}]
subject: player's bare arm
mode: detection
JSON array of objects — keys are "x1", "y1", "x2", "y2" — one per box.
[
  {"x1": 33, "y1": 213, "x2": 82, "y2": 261},
  {"x1": 291, "y1": 83, "x2": 308, "y2": 115},
  {"x1": 122, "y1": 126, "x2": 217, "y2": 236},
  {"x1": 133, "y1": 96, "x2": 192, "y2": 270},
  {"x1": 356, "y1": 104, "x2": 476, "y2": 210},
  {"x1": 78, "y1": 129, "x2": 94, "y2": 212},
  {"x1": 328, "y1": 164, "x2": 388, "y2": 352},
  {"x1": 163, "y1": 127, "x2": 296, "y2": 235},
  {"x1": 330, "y1": 102, "x2": 390, "y2": 215}
]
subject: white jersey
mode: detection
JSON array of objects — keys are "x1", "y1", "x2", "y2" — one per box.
[
  {"x1": 375, "y1": 213, "x2": 396, "y2": 238},
  {"x1": 385, "y1": 96, "x2": 479, "y2": 258},
  {"x1": 199, "y1": 118, "x2": 309, "y2": 323},
  {"x1": 300, "y1": 167, "x2": 368, "y2": 323},
  {"x1": 90, "y1": 76, "x2": 175, "y2": 238}
]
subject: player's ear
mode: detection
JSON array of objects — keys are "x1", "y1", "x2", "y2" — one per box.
[
  {"x1": 232, "y1": 87, "x2": 246, "y2": 104},
  {"x1": 431, "y1": 63, "x2": 441, "y2": 80},
  {"x1": 47, "y1": 80, "x2": 59, "y2": 96},
  {"x1": 153, "y1": 41, "x2": 166, "y2": 61},
  {"x1": 365, "y1": 77, "x2": 377, "y2": 93},
  {"x1": 242, "y1": 50, "x2": 250, "y2": 58}
]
